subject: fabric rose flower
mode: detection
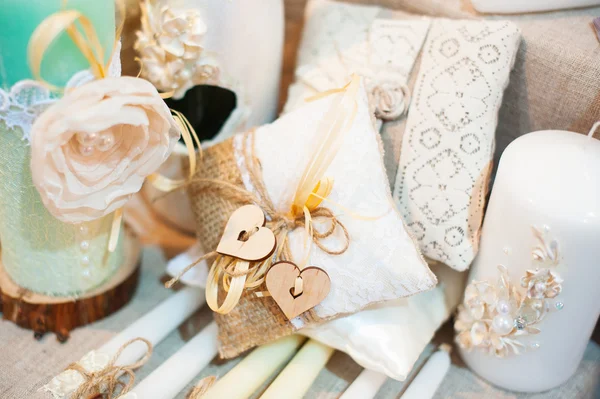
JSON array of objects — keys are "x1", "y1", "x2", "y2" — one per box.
[
  {"x1": 368, "y1": 83, "x2": 410, "y2": 121},
  {"x1": 30, "y1": 76, "x2": 180, "y2": 223},
  {"x1": 135, "y1": 0, "x2": 217, "y2": 99}
]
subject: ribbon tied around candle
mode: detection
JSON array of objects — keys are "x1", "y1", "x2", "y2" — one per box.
[{"x1": 166, "y1": 75, "x2": 366, "y2": 317}]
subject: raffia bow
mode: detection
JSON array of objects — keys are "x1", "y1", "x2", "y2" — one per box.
[
  {"x1": 65, "y1": 338, "x2": 152, "y2": 399},
  {"x1": 166, "y1": 75, "x2": 362, "y2": 314}
]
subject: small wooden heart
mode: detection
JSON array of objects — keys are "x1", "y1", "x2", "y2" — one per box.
[
  {"x1": 266, "y1": 261, "x2": 331, "y2": 320},
  {"x1": 216, "y1": 204, "x2": 276, "y2": 261}
]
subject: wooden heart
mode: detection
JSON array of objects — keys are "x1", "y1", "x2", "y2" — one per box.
[
  {"x1": 216, "y1": 204, "x2": 276, "y2": 261},
  {"x1": 266, "y1": 261, "x2": 331, "y2": 320}
]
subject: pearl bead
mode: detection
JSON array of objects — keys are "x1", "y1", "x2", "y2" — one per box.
[
  {"x1": 79, "y1": 225, "x2": 89, "y2": 235},
  {"x1": 179, "y1": 69, "x2": 192, "y2": 80},
  {"x1": 76, "y1": 132, "x2": 97, "y2": 146},
  {"x1": 96, "y1": 132, "x2": 115, "y2": 152},
  {"x1": 80, "y1": 240, "x2": 90, "y2": 251},
  {"x1": 81, "y1": 255, "x2": 90, "y2": 266},
  {"x1": 534, "y1": 281, "x2": 547, "y2": 293},
  {"x1": 80, "y1": 145, "x2": 95, "y2": 157},
  {"x1": 492, "y1": 314, "x2": 513, "y2": 335},
  {"x1": 496, "y1": 299, "x2": 511, "y2": 315}
]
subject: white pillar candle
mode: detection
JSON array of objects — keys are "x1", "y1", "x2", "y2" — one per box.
[
  {"x1": 459, "y1": 126, "x2": 600, "y2": 392},
  {"x1": 400, "y1": 346, "x2": 450, "y2": 399},
  {"x1": 101, "y1": 286, "x2": 206, "y2": 366},
  {"x1": 260, "y1": 339, "x2": 334, "y2": 399},
  {"x1": 127, "y1": 322, "x2": 218, "y2": 398},
  {"x1": 203, "y1": 335, "x2": 306, "y2": 399},
  {"x1": 340, "y1": 369, "x2": 387, "y2": 399}
]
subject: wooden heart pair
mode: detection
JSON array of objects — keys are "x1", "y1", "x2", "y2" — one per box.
[{"x1": 217, "y1": 204, "x2": 330, "y2": 320}]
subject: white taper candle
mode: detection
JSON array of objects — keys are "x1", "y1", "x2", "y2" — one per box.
[
  {"x1": 340, "y1": 369, "x2": 388, "y2": 399},
  {"x1": 203, "y1": 335, "x2": 306, "y2": 399},
  {"x1": 127, "y1": 321, "x2": 218, "y2": 398},
  {"x1": 260, "y1": 339, "x2": 334, "y2": 399},
  {"x1": 101, "y1": 286, "x2": 206, "y2": 367},
  {"x1": 400, "y1": 346, "x2": 451, "y2": 399}
]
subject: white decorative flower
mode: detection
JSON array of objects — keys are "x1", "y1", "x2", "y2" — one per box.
[
  {"x1": 521, "y1": 268, "x2": 563, "y2": 299},
  {"x1": 463, "y1": 280, "x2": 496, "y2": 320},
  {"x1": 368, "y1": 83, "x2": 410, "y2": 121},
  {"x1": 30, "y1": 76, "x2": 180, "y2": 223},
  {"x1": 455, "y1": 231, "x2": 564, "y2": 358},
  {"x1": 135, "y1": 0, "x2": 218, "y2": 99}
]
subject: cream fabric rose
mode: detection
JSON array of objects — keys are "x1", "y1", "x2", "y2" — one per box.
[{"x1": 30, "y1": 76, "x2": 180, "y2": 223}]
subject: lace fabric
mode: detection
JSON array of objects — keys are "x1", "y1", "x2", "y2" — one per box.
[
  {"x1": 393, "y1": 20, "x2": 521, "y2": 271},
  {"x1": 284, "y1": 0, "x2": 430, "y2": 118},
  {"x1": 43, "y1": 350, "x2": 111, "y2": 399},
  {"x1": 0, "y1": 42, "x2": 121, "y2": 143}
]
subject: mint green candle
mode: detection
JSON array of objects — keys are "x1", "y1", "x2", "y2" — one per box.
[
  {"x1": 0, "y1": 0, "x2": 115, "y2": 88},
  {"x1": 0, "y1": 0, "x2": 124, "y2": 296}
]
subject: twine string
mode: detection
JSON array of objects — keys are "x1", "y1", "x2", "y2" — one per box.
[
  {"x1": 164, "y1": 130, "x2": 350, "y2": 313},
  {"x1": 164, "y1": 130, "x2": 350, "y2": 312},
  {"x1": 165, "y1": 76, "x2": 362, "y2": 314},
  {"x1": 187, "y1": 376, "x2": 217, "y2": 398},
  {"x1": 67, "y1": 337, "x2": 152, "y2": 399}
]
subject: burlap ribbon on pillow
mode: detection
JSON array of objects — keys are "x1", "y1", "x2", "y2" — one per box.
[{"x1": 187, "y1": 137, "x2": 324, "y2": 357}]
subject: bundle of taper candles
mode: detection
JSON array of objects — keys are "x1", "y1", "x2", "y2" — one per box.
[{"x1": 45, "y1": 286, "x2": 451, "y2": 399}]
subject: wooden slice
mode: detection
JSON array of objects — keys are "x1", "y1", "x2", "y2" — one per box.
[{"x1": 0, "y1": 230, "x2": 141, "y2": 342}]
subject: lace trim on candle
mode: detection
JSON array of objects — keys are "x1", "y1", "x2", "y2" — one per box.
[
  {"x1": 0, "y1": 42, "x2": 121, "y2": 143},
  {"x1": 454, "y1": 226, "x2": 564, "y2": 357},
  {"x1": 42, "y1": 350, "x2": 111, "y2": 399}
]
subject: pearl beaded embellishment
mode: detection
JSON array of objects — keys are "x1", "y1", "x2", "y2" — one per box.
[
  {"x1": 77, "y1": 131, "x2": 116, "y2": 156},
  {"x1": 454, "y1": 226, "x2": 564, "y2": 357}
]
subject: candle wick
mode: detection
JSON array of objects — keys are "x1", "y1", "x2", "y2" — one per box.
[{"x1": 587, "y1": 121, "x2": 600, "y2": 139}]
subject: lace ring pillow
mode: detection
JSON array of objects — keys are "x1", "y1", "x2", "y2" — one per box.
[
  {"x1": 284, "y1": 0, "x2": 520, "y2": 380},
  {"x1": 184, "y1": 73, "x2": 437, "y2": 358}
]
